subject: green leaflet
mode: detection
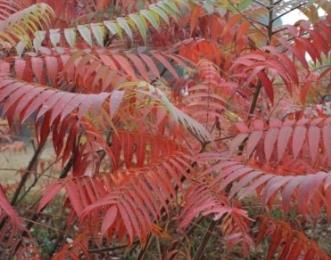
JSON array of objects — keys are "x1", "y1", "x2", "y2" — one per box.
[
  {"x1": 149, "y1": 5, "x2": 170, "y2": 25},
  {"x1": 64, "y1": 28, "x2": 77, "y2": 48},
  {"x1": 104, "y1": 20, "x2": 123, "y2": 39},
  {"x1": 91, "y1": 23, "x2": 105, "y2": 46},
  {"x1": 33, "y1": 30, "x2": 46, "y2": 51},
  {"x1": 136, "y1": 82, "x2": 211, "y2": 143},
  {"x1": 157, "y1": 1, "x2": 178, "y2": 22},
  {"x1": 232, "y1": 0, "x2": 253, "y2": 11},
  {"x1": 16, "y1": 40, "x2": 27, "y2": 57},
  {"x1": 49, "y1": 29, "x2": 60, "y2": 47},
  {"x1": 129, "y1": 13, "x2": 147, "y2": 43},
  {"x1": 16, "y1": 0, "x2": 190, "y2": 52},
  {"x1": 163, "y1": 0, "x2": 181, "y2": 15},
  {"x1": 117, "y1": 17, "x2": 133, "y2": 41},
  {"x1": 1, "y1": 3, "x2": 54, "y2": 51},
  {"x1": 77, "y1": 25, "x2": 93, "y2": 46},
  {"x1": 139, "y1": 9, "x2": 160, "y2": 32}
]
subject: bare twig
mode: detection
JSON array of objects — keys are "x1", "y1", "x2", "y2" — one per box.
[
  {"x1": 137, "y1": 234, "x2": 152, "y2": 260},
  {"x1": 89, "y1": 241, "x2": 139, "y2": 253},
  {"x1": 192, "y1": 220, "x2": 218, "y2": 260},
  {"x1": 10, "y1": 143, "x2": 44, "y2": 205},
  {"x1": 272, "y1": 2, "x2": 310, "y2": 22}
]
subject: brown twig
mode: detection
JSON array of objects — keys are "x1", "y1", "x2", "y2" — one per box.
[
  {"x1": 192, "y1": 220, "x2": 218, "y2": 260},
  {"x1": 11, "y1": 143, "x2": 44, "y2": 205}
]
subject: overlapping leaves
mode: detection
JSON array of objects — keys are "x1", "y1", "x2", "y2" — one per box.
[
  {"x1": 19, "y1": 0, "x2": 191, "y2": 52},
  {"x1": 231, "y1": 117, "x2": 331, "y2": 165},
  {"x1": 0, "y1": 3, "x2": 54, "y2": 49},
  {"x1": 200, "y1": 158, "x2": 331, "y2": 221}
]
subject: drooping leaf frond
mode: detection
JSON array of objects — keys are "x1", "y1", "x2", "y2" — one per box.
[
  {"x1": 279, "y1": 16, "x2": 331, "y2": 68},
  {"x1": 230, "y1": 117, "x2": 331, "y2": 165},
  {"x1": 0, "y1": 3, "x2": 54, "y2": 49},
  {"x1": 0, "y1": 77, "x2": 123, "y2": 126},
  {"x1": 19, "y1": 0, "x2": 191, "y2": 52},
  {"x1": 0, "y1": 185, "x2": 22, "y2": 229},
  {"x1": 136, "y1": 81, "x2": 212, "y2": 142},
  {"x1": 200, "y1": 158, "x2": 331, "y2": 220},
  {"x1": 179, "y1": 183, "x2": 253, "y2": 254},
  {"x1": 256, "y1": 216, "x2": 330, "y2": 260},
  {"x1": 38, "y1": 133, "x2": 192, "y2": 245},
  {"x1": 2, "y1": 47, "x2": 190, "y2": 90},
  {"x1": 0, "y1": 0, "x2": 25, "y2": 20}
]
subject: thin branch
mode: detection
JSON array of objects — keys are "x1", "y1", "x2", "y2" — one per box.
[
  {"x1": 137, "y1": 235, "x2": 152, "y2": 260},
  {"x1": 11, "y1": 142, "x2": 44, "y2": 205},
  {"x1": 89, "y1": 241, "x2": 139, "y2": 254},
  {"x1": 248, "y1": 80, "x2": 262, "y2": 119},
  {"x1": 272, "y1": 2, "x2": 310, "y2": 22},
  {"x1": 252, "y1": 0, "x2": 269, "y2": 8},
  {"x1": 227, "y1": 0, "x2": 267, "y2": 38},
  {"x1": 47, "y1": 222, "x2": 67, "y2": 257},
  {"x1": 11, "y1": 155, "x2": 74, "y2": 257},
  {"x1": 22, "y1": 218, "x2": 64, "y2": 234},
  {"x1": 192, "y1": 220, "x2": 218, "y2": 260},
  {"x1": 267, "y1": 0, "x2": 274, "y2": 44},
  {"x1": 247, "y1": 17, "x2": 268, "y2": 28},
  {"x1": 16, "y1": 157, "x2": 63, "y2": 205}
]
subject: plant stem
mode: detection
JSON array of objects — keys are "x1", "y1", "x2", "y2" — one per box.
[
  {"x1": 137, "y1": 235, "x2": 152, "y2": 260},
  {"x1": 89, "y1": 241, "x2": 139, "y2": 253},
  {"x1": 272, "y1": 2, "x2": 309, "y2": 23},
  {"x1": 48, "y1": 222, "x2": 67, "y2": 257},
  {"x1": 248, "y1": 80, "x2": 262, "y2": 118},
  {"x1": 11, "y1": 143, "x2": 44, "y2": 205},
  {"x1": 248, "y1": 0, "x2": 275, "y2": 119},
  {"x1": 59, "y1": 156, "x2": 74, "y2": 179},
  {"x1": 267, "y1": 0, "x2": 275, "y2": 45},
  {"x1": 192, "y1": 220, "x2": 218, "y2": 260},
  {"x1": 11, "y1": 155, "x2": 74, "y2": 257}
]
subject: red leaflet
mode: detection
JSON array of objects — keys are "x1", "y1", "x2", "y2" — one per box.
[
  {"x1": 295, "y1": 38, "x2": 320, "y2": 63},
  {"x1": 123, "y1": 132, "x2": 134, "y2": 168},
  {"x1": 152, "y1": 52, "x2": 178, "y2": 79},
  {"x1": 258, "y1": 71, "x2": 274, "y2": 103},
  {"x1": 45, "y1": 56, "x2": 59, "y2": 85},
  {"x1": 237, "y1": 175, "x2": 273, "y2": 199},
  {"x1": 246, "y1": 130, "x2": 263, "y2": 158},
  {"x1": 112, "y1": 53, "x2": 137, "y2": 80},
  {"x1": 308, "y1": 125, "x2": 320, "y2": 162},
  {"x1": 257, "y1": 218, "x2": 329, "y2": 260},
  {"x1": 125, "y1": 53, "x2": 149, "y2": 81},
  {"x1": 292, "y1": 125, "x2": 306, "y2": 159},
  {"x1": 277, "y1": 125, "x2": 292, "y2": 161},
  {"x1": 323, "y1": 124, "x2": 331, "y2": 166},
  {"x1": 38, "y1": 181, "x2": 65, "y2": 212},
  {"x1": 138, "y1": 53, "x2": 160, "y2": 78},
  {"x1": 0, "y1": 186, "x2": 22, "y2": 227},
  {"x1": 31, "y1": 57, "x2": 45, "y2": 84},
  {"x1": 266, "y1": 225, "x2": 283, "y2": 260},
  {"x1": 66, "y1": 180, "x2": 84, "y2": 215},
  {"x1": 14, "y1": 59, "x2": 27, "y2": 80},
  {"x1": 118, "y1": 203, "x2": 134, "y2": 245},
  {"x1": 264, "y1": 128, "x2": 279, "y2": 162},
  {"x1": 261, "y1": 176, "x2": 290, "y2": 205},
  {"x1": 189, "y1": 5, "x2": 204, "y2": 35}
]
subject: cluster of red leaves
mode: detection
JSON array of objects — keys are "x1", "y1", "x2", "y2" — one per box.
[{"x1": 0, "y1": 0, "x2": 330, "y2": 259}]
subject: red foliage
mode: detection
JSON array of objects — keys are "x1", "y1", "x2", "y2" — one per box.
[{"x1": 0, "y1": 0, "x2": 330, "y2": 259}]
